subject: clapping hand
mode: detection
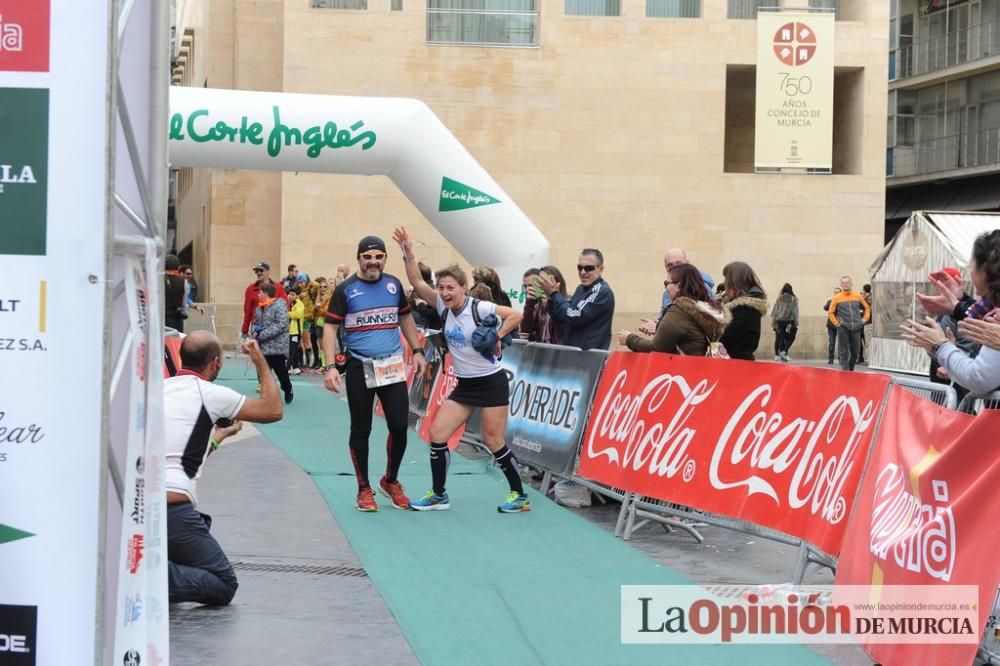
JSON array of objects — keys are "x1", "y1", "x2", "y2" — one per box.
[
  {"x1": 916, "y1": 271, "x2": 964, "y2": 316},
  {"x1": 900, "y1": 316, "x2": 953, "y2": 351},
  {"x1": 639, "y1": 318, "x2": 657, "y2": 336},
  {"x1": 957, "y1": 314, "x2": 1000, "y2": 350}
]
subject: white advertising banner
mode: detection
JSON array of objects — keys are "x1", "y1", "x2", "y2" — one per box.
[
  {"x1": 168, "y1": 86, "x2": 549, "y2": 294},
  {"x1": 754, "y1": 12, "x2": 835, "y2": 171},
  {"x1": 0, "y1": 0, "x2": 110, "y2": 663},
  {"x1": 112, "y1": 251, "x2": 169, "y2": 665}
]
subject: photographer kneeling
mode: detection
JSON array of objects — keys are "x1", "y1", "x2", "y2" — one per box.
[{"x1": 165, "y1": 332, "x2": 283, "y2": 605}]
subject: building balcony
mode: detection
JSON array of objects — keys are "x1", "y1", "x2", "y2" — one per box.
[
  {"x1": 888, "y1": 127, "x2": 1000, "y2": 184},
  {"x1": 891, "y1": 18, "x2": 1000, "y2": 84}
]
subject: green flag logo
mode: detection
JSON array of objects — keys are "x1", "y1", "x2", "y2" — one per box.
[
  {"x1": 438, "y1": 177, "x2": 501, "y2": 212},
  {"x1": 0, "y1": 523, "x2": 34, "y2": 545}
]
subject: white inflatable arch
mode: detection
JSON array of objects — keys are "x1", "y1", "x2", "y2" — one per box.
[{"x1": 168, "y1": 87, "x2": 549, "y2": 291}]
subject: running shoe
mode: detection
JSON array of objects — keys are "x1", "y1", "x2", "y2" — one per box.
[
  {"x1": 289, "y1": 368, "x2": 302, "y2": 375},
  {"x1": 409, "y1": 490, "x2": 450, "y2": 511},
  {"x1": 378, "y1": 476, "x2": 411, "y2": 510},
  {"x1": 356, "y1": 487, "x2": 379, "y2": 512},
  {"x1": 498, "y1": 491, "x2": 531, "y2": 513}
]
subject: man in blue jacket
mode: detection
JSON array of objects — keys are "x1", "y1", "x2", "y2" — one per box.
[{"x1": 540, "y1": 248, "x2": 615, "y2": 350}]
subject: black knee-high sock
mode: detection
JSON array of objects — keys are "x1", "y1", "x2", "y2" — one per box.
[
  {"x1": 430, "y1": 442, "x2": 450, "y2": 495},
  {"x1": 492, "y1": 445, "x2": 523, "y2": 494}
]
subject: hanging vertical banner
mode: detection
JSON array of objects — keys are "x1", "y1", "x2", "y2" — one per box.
[
  {"x1": 113, "y1": 253, "x2": 169, "y2": 665},
  {"x1": 0, "y1": 0, "x2": 110, "y2": 663},
  {"x1": 754, "y1": 11, "x2": 835, "y2": 171}
]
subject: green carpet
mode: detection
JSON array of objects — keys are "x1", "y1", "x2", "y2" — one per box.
[{"x1": 219, "y1": 363, "x2": 830, "y2": 666}]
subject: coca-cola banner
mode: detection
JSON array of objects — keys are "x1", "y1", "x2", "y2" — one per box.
[
  {"x1": 505, "y1": 343, "x2": 608, "y2": 475},
  {"x1": 418, "y1": 354, "x2": 464, "y2": 449},
  {"x1": 835, "y1": 386, "x2": 1000, "y2": 666},
  {"x1": 577, "y1": 352, "x2": 890, "y2": 555}
]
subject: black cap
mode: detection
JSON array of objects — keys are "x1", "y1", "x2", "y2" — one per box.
[
  {"x1": 253, "y1": 261, "x2": 270, "y2": 271},
  {"x1": 357, "y1": 236, "x2": 387, "y2": 255}
]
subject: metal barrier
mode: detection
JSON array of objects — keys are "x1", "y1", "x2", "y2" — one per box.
[
  {"x1": 890, "y1": 375, "x2": 958, "y2": 410},
  {"x1": 957, "y1": 390, "x2": 1000, "y2": 415}
]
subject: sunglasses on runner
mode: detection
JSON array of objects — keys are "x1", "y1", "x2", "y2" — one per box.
[
  {"x1": 577, "y1": 264, "x2": 599, "y2": 273},
  {"x1": 360, "y1": 252, "x2": 386, "y2": 261}
]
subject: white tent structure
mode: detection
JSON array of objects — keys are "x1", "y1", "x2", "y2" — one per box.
[{"x1": 868, "y1": 210, "x2": 1000, "y2": 375}]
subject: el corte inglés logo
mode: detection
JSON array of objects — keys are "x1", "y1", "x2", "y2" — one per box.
[{"x1": 438, "y1": 177, "x2": 501, "y2": 212}]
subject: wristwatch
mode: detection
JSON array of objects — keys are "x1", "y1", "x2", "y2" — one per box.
[
  {"x1": 930, "y1": 341, "x2": 946, "y2": 357},
  {"x1": 323, "y1": 363, "x2": 339, "y2": 372},
  {"x1": 412, "y1": 349, "x2": 425, "y2": 355}
]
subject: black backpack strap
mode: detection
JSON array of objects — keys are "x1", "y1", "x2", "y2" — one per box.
[{"x1": 470, "y1": 298, "x2": 482, "y2": 327}]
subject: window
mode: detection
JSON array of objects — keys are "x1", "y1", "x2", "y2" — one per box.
[
  {"x1": 727, "y1": 0, "x2": 760, "y2": 19},
  {"x1": 313, "y1": 0, "x2": 367, "y2": 8},
  {"x1": 392, "y1": 0, "x2": 403, "y2": 9},
  {"x1": 427, "y1": 0, "x2": 538, "y2": 46},
  {"x1": 565, "y1": 0, "x2": 620, "y2": 17},
  {"x1": 647, "y1": 0, "x2": 699, "y2": 18}
]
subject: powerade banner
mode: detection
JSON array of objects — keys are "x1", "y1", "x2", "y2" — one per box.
[
  {"x1": 408, "y1": 333, "x2": 443, "y2": 416},
  {"x1": 578, "y1": 352, "x2": 890, "y2": 555},
  {"x1": 835, "y1": 387, "x2": 1000, "y2": 666},
  {"x1": 506, "y1": 344, "x2": 608, "y2": 475}
]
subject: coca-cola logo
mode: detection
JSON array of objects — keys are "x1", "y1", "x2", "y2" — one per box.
[
  {"x1": 710, "y1": 386, "x2": 877, "y2": 524},
  {"x1": 586, "y1": 369, "x2": 716, "y2": 478}
]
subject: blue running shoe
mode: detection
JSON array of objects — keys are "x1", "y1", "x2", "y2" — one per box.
[
  {"x1": 410, "y1": 490, "x2": 450, "y2": 511},
  {"x1": 498, "y1": 491, "x2": 531, "y2": 513}
]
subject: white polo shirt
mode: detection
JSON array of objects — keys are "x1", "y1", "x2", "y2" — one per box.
[{"x1": 163, "y1": 373, "x2": 246, "y2": 506}]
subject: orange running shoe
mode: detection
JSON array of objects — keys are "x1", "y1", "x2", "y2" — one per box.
[
  {"x1": 356, "y1": 487, "x2": 379, "y2": 512},
  {"x1": 378, "y1": 476, "x2": 411, "y2": 510}
]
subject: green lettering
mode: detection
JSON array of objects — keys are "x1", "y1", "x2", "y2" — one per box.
[
  {"x1": 187, "y1": 109, "x2": 212, "y2": 143},
  {"x1": 169, "y1": 113, "x2": 185, "y2": 140},
  {"x1": 303, "y1": 126, "x2": 324, "y2": 158}
]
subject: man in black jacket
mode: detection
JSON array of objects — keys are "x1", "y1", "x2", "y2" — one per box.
[{"x1": 540, "y1": 248, "x2": 615, "y2": 350}]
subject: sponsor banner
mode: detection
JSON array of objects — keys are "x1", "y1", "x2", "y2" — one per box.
[
  {"x1": 0, "y1": 603, "x2": 37, "y2": 665},
  {"x1": 506, "y1": 343, "x2": 607, "y2": 475},
  {"x1": 621, "y1": 584, "x2": 979, "y2": 645},
  {"x1": 113, "y1": 255, "x2": 169, "y2": 663},
  {"x1": 0, "y1": 0, "x2": 50, "y2": 72},
  {"x1": 408, "y1": 333, "x2": 444, "y2": 416},
  {"x1": 418, "y1": 354, "x2": 464, "y2": 450},
  {"x1": 0, "y1": 88, "x2": 49, "y2": 255},
  {"x1": 835, "y1": 386, "x2": 1000, "y2": 666},
  {"x1": 754, "y1": 12, "x2": 835, "y2": 170},
  {"x1": 0, "y1": 1, "x2": 108, "y2": 662},
  {"x1": 578, "y1": 353, "x2": 889, "y2": 555}
]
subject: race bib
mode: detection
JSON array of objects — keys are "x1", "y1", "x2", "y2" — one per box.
[{"x1": 364, "y1": 354, "x2": 406, "y2": 388}]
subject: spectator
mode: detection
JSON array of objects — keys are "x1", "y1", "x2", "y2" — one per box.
[
  {"x1": 858, "y1": 283, "x2": 873, "y2": 364},
  {"x1": 719, "y1": 261, "x2": 768, "y2": 361},
  {"x1": 522, "y1": 265, "x2": 567, "y2": 345},
  {"x1": 411, "y1": 262, "x2": 443, "y2": 331},
  {"x1": 472, "y1": 265, "x2": 512, "y2": 307},
  {"x1": 296, "y1": 273, "x2": 318, "y2": 371},
  {"x1": 619, "y1": 263, "x2": 726, "y2": 355},
  {"x1": 180, "y1": 264, "x2": 200, "y2": 303},
  {"x1": 281, "y1": 264, "x2": 299, "y2": 294},
  {"x1": 770, "y1": 283, "x2": 799, "y2": 362},
  {"x1": 823, "y1": 287, "x2": 842, "y2": 364},
  {"x1": 640, "y1": 247, "x2": 716, "y2": 336},
  {"x1": 335, "y1": 263, "x2": 350, "y2": 286},
  {"x1": 312, "y1": 277, "x2": 333, "y2": 372},
  {"x1": 241, "y1": 262, "x2": 287, "y2": 338},
  {"x1": 252, "y1": 282, "x2": 294, "y2": 404},
  {"x1": 828, "y1": 276, "x2": 870, "y2": 372},
  {"x1": 541, "y1": 248, "x2": 615, "y2": 351},
  {"x1": 902, "y1": 230, "x2": 1000, "y2": 395},
  {"x1": 164, "y1": 254, "x2": 187, "y2": 332},
  {"x1": 288, "y1": 286, "x2": 305, "y2": 374}
]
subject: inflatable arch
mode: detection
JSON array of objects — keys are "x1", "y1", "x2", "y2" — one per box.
[{"x1": 168, "y1": 87, "x2": 549, "y2": 292}]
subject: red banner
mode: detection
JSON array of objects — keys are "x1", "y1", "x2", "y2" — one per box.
[
  {"x1": 835, "y1": 386, "x2": 1000, "y2": 666},
  {"x1": 418, "y1": 355, "x2": 464, "y2": 450},
  {"x1": 577, "y1": 352, "x2": 890, "y2": 555}
]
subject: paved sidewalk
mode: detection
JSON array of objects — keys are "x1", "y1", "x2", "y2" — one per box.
[{"x1": 168, "y1": 429, "x2": 418, "y2": 666}]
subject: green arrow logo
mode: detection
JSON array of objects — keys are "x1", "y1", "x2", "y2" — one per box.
[
  {"x1": 438, "y1": 177, "x2": 501, "y2": 212},
  {"x1": 0, "y1": 523, "x2": 34, "y2": 545}
]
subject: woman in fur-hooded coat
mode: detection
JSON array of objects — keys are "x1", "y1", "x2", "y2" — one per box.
[
  {"x1": 620, "y1": 263, "x2": 728, "y2": 355},
  {"x1": 719, "y1": 261, "x2": 769, "y2": 361}
]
